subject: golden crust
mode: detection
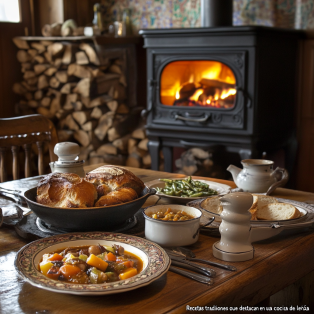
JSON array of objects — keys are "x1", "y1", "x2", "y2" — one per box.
[
  {"x1": 85, "y1": 165, "x2": 145, "y2": 197},
  {"x1": 36, "y1": 173, "x2": 97, "y2": 208},
  {"x1": 95, "y1": 187, "x2": 138, "y2": 207}
]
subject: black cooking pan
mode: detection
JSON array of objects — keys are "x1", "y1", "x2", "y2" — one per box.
[{"x1": 24, "y1": 186, "x2": 156, "y2": 231}]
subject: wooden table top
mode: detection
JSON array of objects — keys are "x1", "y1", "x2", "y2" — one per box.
[{"x1": 1, "y1": 164, "x2": 314, "y2": 314}]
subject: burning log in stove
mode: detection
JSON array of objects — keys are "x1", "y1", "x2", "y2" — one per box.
[{"x1": 174, "y1": 79, "x2": 236, "y2": 108}]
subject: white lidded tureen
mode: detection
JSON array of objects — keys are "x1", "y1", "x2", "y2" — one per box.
[{"x1": 49, "y1": 142, "x2": 85, "y2": 177}]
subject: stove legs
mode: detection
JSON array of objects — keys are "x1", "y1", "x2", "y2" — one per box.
[
  {"x1": 162, "y1": 147, "x2": 172, "y2": 172},
  {"x1": 148, "y1": 138, "x2": 160, "y2": 171}
]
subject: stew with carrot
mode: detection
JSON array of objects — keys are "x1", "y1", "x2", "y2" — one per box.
[{"x1": 38, "y1": 244, "x2": 143, "y2": 284}]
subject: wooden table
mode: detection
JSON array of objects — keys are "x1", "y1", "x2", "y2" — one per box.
[{"x1": 1, "y1": 164, "x2": 314, "y2": 313}]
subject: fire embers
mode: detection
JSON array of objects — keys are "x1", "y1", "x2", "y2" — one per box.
[{"x1": 174, "y1": 79, "x2": 236, "y2": 108}]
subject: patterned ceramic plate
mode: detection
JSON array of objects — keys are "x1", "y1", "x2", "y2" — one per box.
[
  {"x1": 14, "y1": 232, "x2": 170, "y2": 295},
  {"x1": 145, "y1": 178, "x2": 231, "y2": 204}
]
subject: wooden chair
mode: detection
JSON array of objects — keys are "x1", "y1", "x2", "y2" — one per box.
[{"x1": 0, "y1": 114, "x2": 58, "y2": 182}]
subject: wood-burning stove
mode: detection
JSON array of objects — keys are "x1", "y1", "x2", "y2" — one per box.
[{"x1": 139, "y1": 26, "x2": 303, "y2": 172}]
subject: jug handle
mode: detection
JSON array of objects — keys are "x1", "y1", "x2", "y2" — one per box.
[{"x1": 266, "y1": 168, "x2": 289, "y2": 195}]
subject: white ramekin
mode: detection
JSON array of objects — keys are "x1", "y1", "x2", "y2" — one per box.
[{"x1": 143, "y1": 204, "x2": 202, "y2": 247}]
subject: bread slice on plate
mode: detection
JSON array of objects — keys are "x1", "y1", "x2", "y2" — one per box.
[
  {"x1": 257, "y1": 202, "x2": 300, "y2": 220},
  {"x1": 201, "y1": 196, "x2": 223, "y2": 215},
  {"x1": 252, "y1": 194, "x2": 278, "y2": 210}
]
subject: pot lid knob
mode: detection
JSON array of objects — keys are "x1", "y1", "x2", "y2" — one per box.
[{"x1": 54, "y1": 142, "x2": 80, "y2": 161}]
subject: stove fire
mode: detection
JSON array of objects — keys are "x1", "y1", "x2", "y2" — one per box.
[{"x1": 160, "y1": 61, "x2": 236, "y2": 108}]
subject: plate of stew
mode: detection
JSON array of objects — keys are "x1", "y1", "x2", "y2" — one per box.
[{"x1": 14, "y1": 232, "x2": 170, "y2": 295}]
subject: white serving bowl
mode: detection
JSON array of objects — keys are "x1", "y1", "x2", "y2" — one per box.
[{"x1": 143, "y1": 204, "x2": 202, "y2": 247}]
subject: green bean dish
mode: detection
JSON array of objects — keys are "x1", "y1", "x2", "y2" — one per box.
[{"x1": 155, "y1": 176, "x2": 219, "y2": 198}]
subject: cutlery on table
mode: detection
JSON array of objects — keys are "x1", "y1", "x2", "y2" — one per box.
[
  {"x1": 169, "y1": 266, "x2": 213, "y2": 285},
  {"x1": 166, "y1": 247, "x2": 237, "y2": 272},
  {"x1": 170, "y1": 259, "x2": 213, "y2": 277},
  {"x1": 167, "y1": 252, "x2": 216, "y2": 277}
]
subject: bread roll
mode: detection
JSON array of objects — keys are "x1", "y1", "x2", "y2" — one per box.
[
  {"x1": 85, "y1": 165, "x2": 145, "y2": 197},
  {"x1": 201, "y1": 196, "x2": 223, "y2": 215},
  {"x1": 36, "y1": 173, "x2": 97, "y2": 208},
  {"x1": 257, "y1": 202, "x2": 300, "y2": 220},
  {"x1": 95, "y1": 187, "x2": 138, "y2": 207}
]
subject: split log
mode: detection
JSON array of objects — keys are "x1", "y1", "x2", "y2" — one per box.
[
  {"x1": 73, "y1": 101, "x2": 83, "y2": 111},
  {"x1": 17, "y1": 50, "x2": 31, "y2": 63},
  {"x1": 34, "y1": 90, "x2": 43, "y2": 100},
  {"x1": 28, "y1": 49, "x2": 38, "y2": 58},
  {"x1": 81, "y1": 97, "x2": 90, "y2": 107},
  {"x1": 31, "y1": 42, "x2": 46, "y2": 54},
  {"x1": 94, "y1": 112, "x2": 114, "y2": 141},
  {"x1": 74, "y1": 130, "x2": 90, "y2": 147},
  {"x1": 128, "y1": 138, "x2": 138, "y2": 155},
  {"x1": 50, "y1": 97, "x2": 61, "y2": 116},
  {"x1": 95, "y1": 74, "x2": 120, "y2": 94},
  {"x1": 12, "y1": 83, "x2": 27, "y2": 95},
  {"x1": 49, "y1": 76, "x2": 60, "y2": 89},
  {"x1": 22, "y1": 81, "x2": 37, "y2": 91},
  {"x1": 88, "y1": 95, "x2": 112, "y2": 108},
  {"x1": 97, "y1": 144, "x2": 118, "y2": 155},
  {"x1": 21, "y1": 63, "x2": 32, "y2": 72},
  {"x1": 92, "y1": 69, "x2": 105, "y2": 78},
  {"x1": 37, "y1": 107, "x2": 52, "y2": 118},
  {"x1": 40, "y1": 40, "x2": 53, "y2": 46},
  {"x1": 26, "y1": 77, "x2": 38, "y2": 86},
  {"x1": 107, "y1": 100, "x2": 118, "y2": 112},
  {"x1": 73, "y1": 78, "x2": 90, "y2": 97},
  {"x1": 44, "y1": 67, "x2": 57, "y2": 76},
  {"x1": 68, "y1": 64, "x2": 93, "y2": 79},
  {"x1": 72, "y1": 110, "x2": 91, "y2": 126},
  {"x1": 42, "y1": 23, "x2": 62, "y2": 37},
  {"x1": 64, "y1": 114, "x2": 79, "y2": 131},
  {"x1": 44, "y1": 51, "x2": 52, "y2": 64},
  {"x1": 107, "y1": 127, "x2": 120, "y2": 142},
  {"x1": 82, "y1": 120, "x2": 97, "y2": 132},
  {"x1": 90, "y1": 107, "x2": 102, "y2": 119},
  {"x1": 113, "y1": 134, "x2": 131, "y2": 153},
  {"x1": 64, "y1": 93, "x2": 78, "y2": 110},
  {"x1": 13, "y1": 38, "x2": 29, "y2": 49},
  {"x1": 143, "y1": 153, "x2": 152, "y2": 167},
  {"x1": 75, "y1": 51, "x2": 89, "y2": 65},
  {"x1": 23, "y1": 70, "x2": 36, "y2": 80},
  {"x1": 34, "y1": 55, "x2": 45, "y2": 64},
  {"x1": 109, "y1": 64, "x2": 122, "y2": 74},
  {"x1": 41, "y1": 97, "x2": 51, "y2": 107},
  {"x1": 119, "y1": 75, "x2": 127, "y2": 87},
  {"x1": 37, "y1": 75, "x2": 49, "y2": 89},
  {"x1": 34, "y1": 64, "x2": 50, "y2": 75},
  {"x1": 116, "y1": 104, "x2": 129, "y2": 114},
  {"x1": 138, "y1": 138, "x2": 148, "y2": 151},
  {"x1": 79, "y1": 43, "x2": 100, "y2": 65},
  {"x1": 57, "y1": 130, "x2": 74, "y2": 142},
  {"x1": 48, "y1": 43, "x2": 64, "y2": 57},
  {"x1": 60, "y1": 82, "x2": 76, "y2": 94},
  {"x1": 28, "y1": 100, "x2": 38, "y2": 108},
  {"x1": 54, "y1": 58, "x2": 63, "y2": 68},
  {"x1": 126, "y1": 153, "x2": 142, "y2": 168},
  {"x1": 55, "y1": 71, "x2": 68, "y2": 83},
  {"x1": 62, "y1": 44, "x2": 78, "y2": 64},
  {"x1": 132, "y1": 127, "x2": 146, "y2": 139}
]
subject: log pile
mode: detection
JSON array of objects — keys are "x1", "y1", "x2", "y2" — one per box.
[{"x1": 12, "y1": 37, "x2": 151, "y2": 168}]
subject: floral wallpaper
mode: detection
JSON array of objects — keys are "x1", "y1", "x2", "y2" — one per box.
[{"x1": 101, "y1": 0, "x2": 314, "y2": 32}]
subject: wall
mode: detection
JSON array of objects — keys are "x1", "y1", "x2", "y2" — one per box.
[
  {"x1": 100, "y1": 0, "x2": 314, "y2": 33},
  {"x1": 0, "y1": 0, "x2": 32, "y2": 118}
]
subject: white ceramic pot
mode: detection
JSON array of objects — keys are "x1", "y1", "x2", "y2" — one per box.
[{"x1": 143, "y1": 204, "x2": 202, "y2": 247}]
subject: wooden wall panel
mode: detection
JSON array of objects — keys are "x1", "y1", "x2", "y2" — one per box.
[{"x1": 0, "y1": 0, "x2": 32, "y2": 118}]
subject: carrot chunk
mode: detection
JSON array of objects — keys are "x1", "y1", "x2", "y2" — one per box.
[
  {"x1": 122, "y1": 261, "x2": 134, "y2": 268},
  {"x1": 47, "y1": 253, "x2": 63, "y2": 262},
  {"x1": 105, "y1": 252, "x2": 116, "y2": 262},
  {"x1": 60, "y1": 265, "x2": 82, "y2": 279},
  {"x1": 119, "y1": 268, "x2": 137, "y2": 280},
  {"x1": 87, "y1": 254, "x2": 108, "y2": 272}
]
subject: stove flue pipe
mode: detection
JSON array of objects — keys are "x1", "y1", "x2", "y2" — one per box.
[{"x1": 201, "y1": 0, "x2": 233, "y2": 27}]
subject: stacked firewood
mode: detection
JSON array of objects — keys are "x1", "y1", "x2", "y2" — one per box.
[{"x1": 12, "y1": 37, "x2": 151, "y2": 168}]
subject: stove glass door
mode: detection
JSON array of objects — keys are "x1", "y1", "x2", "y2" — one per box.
[{"x1": 160, "y1": 60, "x2": 236, "y2": 109}]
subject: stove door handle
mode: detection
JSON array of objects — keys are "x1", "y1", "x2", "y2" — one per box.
[{"x1": 174, "y1": 114, "x2": 210, "y2": 122}]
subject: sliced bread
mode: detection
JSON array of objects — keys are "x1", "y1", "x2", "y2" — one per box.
[
  {"x1": 201, "y1": 196, "x2": 223, "y2": 215},
  {"x1": 257, "y1": 202, "x2": 300, "y2": 220},
  {"x1": 252, "y1": 194, "x2": 278, "y2": 211}
]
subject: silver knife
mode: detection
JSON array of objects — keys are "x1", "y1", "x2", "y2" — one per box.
[
  {"x1": 171, "y1": 260, "x2": 212, "y2": 277},
  {"x1": 168, "y1": 253, "x2": 216, "y2": 277},
  {"x1": 169, "y1": 266, "x2": 213, "y2": 285}
]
